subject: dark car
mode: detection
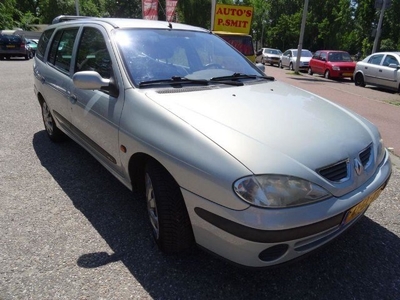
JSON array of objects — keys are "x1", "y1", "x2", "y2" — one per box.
[
  {"x1": 308, "y1": 50, "x2": 356, "y2": 79},
  {"x1": 0, "y1": 34, "x2": 32, "y2": 60}
]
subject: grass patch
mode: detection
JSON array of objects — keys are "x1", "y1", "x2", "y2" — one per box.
[{"x1": 385, "y1": 99, "x2": 400, "y2": 106}]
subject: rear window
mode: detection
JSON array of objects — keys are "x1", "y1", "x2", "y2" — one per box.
[
  {"x1": 36, "y1": 29, "x2": 55, "y2": 61},
  {"x1": 0, "y1": 35, "x2": 23, "y2": 44}
]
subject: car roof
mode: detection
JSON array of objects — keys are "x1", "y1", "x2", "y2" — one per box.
[
  {"x1": 369, "y1": 51, "x2": 400, "y2": 56},
  {"x1": 48, "y1": 16, "x2": 209, "y2": 33}
]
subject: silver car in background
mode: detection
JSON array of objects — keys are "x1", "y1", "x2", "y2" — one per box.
[
  {"x1": 33, "y1": 17, "x2": 391, "y2": 268},
  {"x1": 354, "y1": 51, "x2": 400, "y2": 93},
  {"x1": 280, "y1": 48, "x2": 313, "y2": 71},
  {"x1": 256, "y1": 47, "x2": 282, "y2": 66}
]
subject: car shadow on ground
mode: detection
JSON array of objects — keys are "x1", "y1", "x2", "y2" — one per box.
[{"x1": 32, "y1": 131, "x2": 400, "y2": 300}]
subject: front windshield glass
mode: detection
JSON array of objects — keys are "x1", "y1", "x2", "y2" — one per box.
[
  {"x1": 328, "y1": 52, "x2": 353, "y2": 62},
  {"x1": 115, "y1": 29, "x2": 262, "y2": 86},
  {"x1": 292, "y1": 50, "x2": 312, "y2": 57}
]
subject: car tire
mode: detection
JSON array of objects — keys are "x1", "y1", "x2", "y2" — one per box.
[
  {"x1": 145, "y1": 160, "x2": 194, "y2": 254},
  {"x1": 25, "y1": 54, "x2": 29, "y2": 60},
  {"x1": 308, "y1": 68, "x2": 313, "y2": 75},
  {"x1": 41, "y1": 100, "x2": 65, "y2": 142},
  {"x1": 289, "y1": 63, "x2": 294, "y2": 71},
  {"x1": 354, "y1": 73, "x2": 366, "y2": 87},
  {"x1": 324, "y1": 70, "x2": 330, "y2": 79},
  {"x1": 279, "y1": 61, "x2": 283, "y2": 69}
]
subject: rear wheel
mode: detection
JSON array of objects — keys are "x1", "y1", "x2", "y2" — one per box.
[
  {"x1": 145, "y1": 160, "x2": 194, "y2": 253},
  {"x1": 41, "y1": 100, "x2": 65, "y2": 142},
  {"x1": 354, "y1": 73, "x2": 366, "y2": 87}
]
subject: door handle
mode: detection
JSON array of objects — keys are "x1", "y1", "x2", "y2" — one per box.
[
  {"x1": 69, "y1": 94, "x2": 77, "y2": 104},
  {"x1": 379, "y1": 70, "x2": 382, "y2": 72}
]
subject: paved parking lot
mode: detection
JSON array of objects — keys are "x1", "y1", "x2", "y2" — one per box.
[{"x1": 1, "y1": 59, "x2": 399, "y2": 299}]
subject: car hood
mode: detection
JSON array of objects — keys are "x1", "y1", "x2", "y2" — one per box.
[{"x1": 144, "y1": 80, "x2": 377, "y2": 187}]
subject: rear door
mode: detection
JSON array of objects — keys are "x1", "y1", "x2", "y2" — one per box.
[
  {"x1": 363, "y1": 54, "x2": 384, "y2": 85},
  {"x1": 40, "y1": 27, "x2": 79, "y2": 130}
]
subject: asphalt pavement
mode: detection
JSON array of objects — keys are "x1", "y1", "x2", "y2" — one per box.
[{"x1": 1, "y1": 59, "x2": 399, "y2": 300}]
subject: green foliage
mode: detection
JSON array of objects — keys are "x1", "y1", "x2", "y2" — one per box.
[{"x1": 1, "y1": 0, "x2": 399, "y2": 55}]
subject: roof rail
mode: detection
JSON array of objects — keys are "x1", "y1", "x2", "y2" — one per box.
[{"x1": 52, "y1": 15, "x2": 92, "y2": 24}]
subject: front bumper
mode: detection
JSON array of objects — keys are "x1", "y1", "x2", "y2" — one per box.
[{"x1": 183, "y1": 150, "x2": 392, "y2": 268}]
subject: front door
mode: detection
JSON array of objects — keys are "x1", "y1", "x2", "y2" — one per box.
[{"x1": 69, "y1": 26, "x2": 125, "y2": 177}]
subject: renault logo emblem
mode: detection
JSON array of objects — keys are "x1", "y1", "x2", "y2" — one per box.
[{"x1": 354, "y1": 158, "x2": 363, "y2": 176}]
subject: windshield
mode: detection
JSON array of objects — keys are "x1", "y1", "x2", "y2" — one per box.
[
  {"x1": 328, "y1": 52, "x2": 352, "y2": 62},
  {"x1": 292, "y1": 50, "x2": 312, "y2": 57},
  {"x1": 115, "y1": 29, "x2": 262, "y2": 86},
  {"x1": 266, "y1": 49, "x2": 281, "y2": 55}
]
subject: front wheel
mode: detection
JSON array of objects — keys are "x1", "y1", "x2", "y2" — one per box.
[
  {"x1": 145, "y1": 160, "x2": 194, "y2": 253},
  {"x1": 308, "y1": 68, "x2": 313, "y2": 75},
  {"x1": 289, "y1": 63, "x2": 294, "y2": 71},
  {"x1": 354, "y1": 73, "x2": 366, "y2": 87},
  {"x1": 279, "y1": 61, "x2": 283, "y2": 69},
  {"x1": 41, "y1": 100, "x2": 65, "y2": 142},
  {"x1": 324, "y1": 70, "x2": 330, "y2": 79}
]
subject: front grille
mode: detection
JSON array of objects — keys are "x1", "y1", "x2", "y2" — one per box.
[
  {"x1": 318, "y1": 159, "x2": 348, "y2": 182},
  {"x1": 360, "y1": 144, "x2": 372, "y2": 167}
]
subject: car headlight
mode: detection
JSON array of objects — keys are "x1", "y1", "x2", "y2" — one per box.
[
  {"x1": 332, "y1": 66, "x2": 340, "y2": 71},
  {"x1": 233, "y1": 175, "x2": 331, "y2": 208},
  {"x1": 376, "y1": 138, "x2": 386, "y2": 164}
]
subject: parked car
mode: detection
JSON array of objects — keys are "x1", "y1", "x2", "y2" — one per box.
[
  {"x1": 255, "y1": 48, "x2": 282, "y2": 66},
  {"x1": 34, "y1": 16, "x2": 391, "y2": 268},
  {"x1": 354, "y1": 51, "x2": 400, "y2": 93},
  {"x1": 0, "y1": 34, "x2": 32, "y2": 60},
  {"x1": 26, "y1": 38, "x2": 38, "y2": 56},
  {"x1": 308, "y1": 50, "x2": 356, "y2": 79},
  {"x1": 279, "y1": 48, "x2": 312, "y2": 71}
]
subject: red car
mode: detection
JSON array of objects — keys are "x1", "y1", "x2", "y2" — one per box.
[{"x1": 308, "y1": 50, "x2": 356, "y2": 79}]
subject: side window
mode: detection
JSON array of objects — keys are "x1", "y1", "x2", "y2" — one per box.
[
  {"x1": 382, "y1": 55, "x2": 399, "y2": 67},
  {"x1": 321, "y1": 52, "x2": 327, "y2": 61},
  {"x1": 312, "y1": 51, "x2": 320, "y2": 59},
  {"x1": 75, "y1": 27, "x2": 112, "y2": 79},
  {"x1": 48, "y1": 28, "x2": 79, "y2": 73},
  {"x1": 36, "y1": 29, "x2": 54, "y2": 61},
  {"x1": 368, "y1": 54, "x2": 384, "y2": 65}
]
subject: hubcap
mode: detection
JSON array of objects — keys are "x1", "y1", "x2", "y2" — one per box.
[
  {"x1": 42, "y1": 102, "x2": 54, "y2": 135},
  {"x1": 145, "y1": 173, "x2": 159, "y2": 239}
]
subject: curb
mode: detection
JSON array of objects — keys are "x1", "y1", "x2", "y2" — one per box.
[{"x1": 389, "y1": 152, "x2": 400, "y2": 169}]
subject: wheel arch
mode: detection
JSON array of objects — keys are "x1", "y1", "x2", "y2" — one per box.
[{"x1": 128, "y1": 153, "x2": 178, "y2": 194}]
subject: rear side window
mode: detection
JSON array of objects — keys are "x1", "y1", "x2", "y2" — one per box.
[
  {"x1": 36, "y1": 29, "x2": 55, "y2": 61},
  {"x1": 368, "y1": 54, "x2": 384, "y2": 65},
  {"x1": 48, "y1": 28, "x2": 79, "y2": 73}
]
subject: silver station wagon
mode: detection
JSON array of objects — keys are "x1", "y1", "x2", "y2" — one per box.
[{"x1": 33, "y1": 16, "x2": 392, "y2": 268}]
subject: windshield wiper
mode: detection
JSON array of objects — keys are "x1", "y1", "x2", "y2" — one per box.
[
  {"x1": 138, "y1": 76, "x2": 209, "y2": 87},
  {"x1": 138, "y1": 76, "x2": 244, "y2": 87},
  {"x1": 210, "y1": 72, "x2": 275, "y2": 81}
]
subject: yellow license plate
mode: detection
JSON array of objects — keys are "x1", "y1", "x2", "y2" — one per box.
[
  {"x1": 343, "y1": 72, "x2": 353, "y2": 77},
  {"x1": 343, "y1": 188, "x2": 383, "y2": 225},
  {"x1": 6, "y1": 45, "x2": 15, "y2": 48}
]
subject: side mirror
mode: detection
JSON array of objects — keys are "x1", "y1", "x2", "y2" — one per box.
[
  {"x1": 73, "y1": 71, "x2": 119, "y2": 98},
  {"x1": 73, "y1": 71, "x2": 110, "y2": 90},
  {"x1": 388, "y1": 63, "x2": 400, "y2": 69}
]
